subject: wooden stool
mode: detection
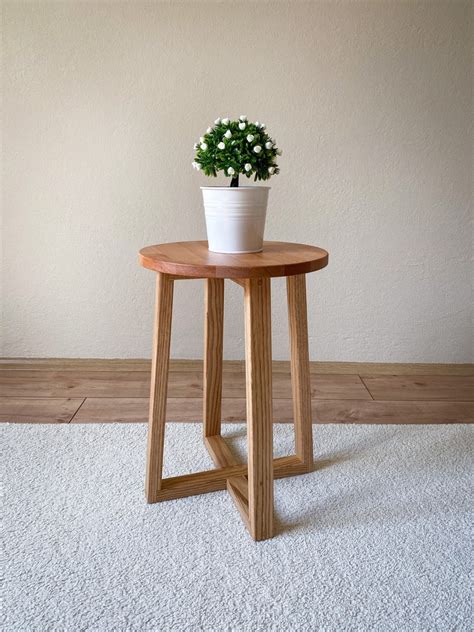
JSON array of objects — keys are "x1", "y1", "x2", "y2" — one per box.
[{"x1": 139, "y1": 241, "x2": 329, "y2": 541}]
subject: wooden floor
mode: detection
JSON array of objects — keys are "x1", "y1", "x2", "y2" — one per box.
[
  {"x1": 0, "y1": 359, "x2": 472, "y2": 424},
  {"x1": 0, "y1": 360, "x2": 474, "y2": 423}
]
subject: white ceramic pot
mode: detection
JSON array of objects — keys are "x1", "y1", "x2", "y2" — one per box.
[{"x1": 201, "y1": 186, "x2": 270, "y2": 254}]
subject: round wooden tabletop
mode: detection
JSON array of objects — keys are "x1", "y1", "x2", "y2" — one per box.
[{"x1": 139, "y1": 241, "x2": 328, "y2": 279}]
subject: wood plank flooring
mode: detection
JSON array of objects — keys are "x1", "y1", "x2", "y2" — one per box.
[
  {"x1": 0, "y1": 360, "x2": 472, "y2": 424},
  {"x1": 360, "y1": 375, "x2": 474, "y2": 401},
  {"x1": 0, "y1": 397, "x2": 85, "y2": 423},
  {"x1": 1, "y1": 359, "x2": 473, "y2": 375},
  {"x1": 0, "y1": 370, "x2": 370, "y2": 399}
]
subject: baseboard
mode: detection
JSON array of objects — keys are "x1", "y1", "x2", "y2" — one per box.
[{"x1": 0, "y1": 357, "x2": 472, "y2": 375}]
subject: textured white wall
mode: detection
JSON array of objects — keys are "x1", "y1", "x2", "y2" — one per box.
[{"x1": 2, "y1": 2, "x2": 472, "y2": 362}]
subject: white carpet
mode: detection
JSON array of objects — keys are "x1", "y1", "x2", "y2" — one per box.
[{"x1": 2, "y1": 423, "x2": 473, "y2": 631}]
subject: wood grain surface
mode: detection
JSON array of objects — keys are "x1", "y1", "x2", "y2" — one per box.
[
  {"x1": 62, "y1": 397, "x2": 474, "y2": 424},
  {"x1": 0, "y1": 370, "x2": 370, "y2": 399},
  {"x1": 244, "y1": 278, "x2": 274, "y2": 540},
  {"x1": 145, "y1": 273, "x2": 174, "y2": 503},
  {"x1": 287, "y1": 274, "x2": 313, "y2": 471},
  {"x1": 2, "y1": 358, "x2": 471, "y2": 376},
  {"x1": 360, "y1": 375, "x2": 474, "y2": 401},
  {"x1": 203, "y1": 279, "x2": 224, "y2": 437},
  {"x1": 139, "y1": 241, "x2": 328, "y2": 279},
  {"x1": 0, "y1": 397, "x2": 85, "y2": 423},
  {"x1": 1, "y1": 363, "x2": 472, "y2": 424}
]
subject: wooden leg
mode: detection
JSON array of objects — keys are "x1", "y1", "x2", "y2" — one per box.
[
  {"x1": 287, "y1": 274, "x2": 313, "y2": 471},
  {"x1": 145, "y1": 272, "x2": 174, "y2": 503},
  {"x1": 244, "y1": 278, "x2": 274, "y2": 541},
  {"x1": 203, "y1": 278, "x2": 224, "y2": 438}
]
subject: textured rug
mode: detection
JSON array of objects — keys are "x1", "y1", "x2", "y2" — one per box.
[{"x1": 2, "y1": 423, "x2": 472, "y2": 631}]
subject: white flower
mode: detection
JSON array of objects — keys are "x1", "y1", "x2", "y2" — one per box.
[
  {"x1": 192, "y1": 161, "x2": 197, "y2": 168},
  {"x1": 214, "y1": 118, "x2": 221, "y2": 124},
  {"x1": 247, "y1": 134, "x2": 254, "y2": 142},
  {"x1": 200, "y1": 143, "x2": 208, "y2": 150},
  {"x1": 253, "y1": 145, "x2": 262, "y2": 153},
  {"x1": 227, "y1": 167, "x2": 235, "y2": 175},
  {"x1": 260, "y1": 123, "x2": 266, "y2": 129},
  {"x1": 199, "y1": 136, "x2": 204, "y2": 143},
  {"x1": 239, "y1": 122, "x2": 246, "y2": 130},
  {"x1": 206, "y1": 127, "x2": 212, "y2": 134},
  {"x1": 268, "y1": 166, "x2": 275, "y2": 174},
  {"x1": 217, "y1": 141, "x2": 225, "y2": 150},
  {"x1": 240, "y1": 115, "x2": 247, "y2": 121},
  {"x1": 265, "y1": 141, "x2": 273, "y2": 149},
  {"x1": 255, "y1": 121, "x2": 260, "y2": 127},
  {"x1": 193, "y1": 143, "x2": 198, "y2": 149},
  {"x1": 244, "y1": 163, "x2": 252, "y2": 172},
  {"x1": 222, "y1": 118, "x2": 230, "y2": 125},
  {"x1": 224, "y1": 130, "x2": 232, "y2": 139},
  {"x1": 196, "y1": 163, "x2": 201, "y2": 170}
]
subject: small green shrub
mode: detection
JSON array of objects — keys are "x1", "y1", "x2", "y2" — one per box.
[{"x1": 192, "y1": 116, "x2": 281, "y2": 187}]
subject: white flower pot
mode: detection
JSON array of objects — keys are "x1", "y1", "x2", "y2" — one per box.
[{"x1": 201, "y1": 186, "x2": 270, "y2": 254}]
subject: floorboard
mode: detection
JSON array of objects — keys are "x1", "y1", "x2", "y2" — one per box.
[
  {"x1": 0, "y1": 360, "x2": 472, "y2": 424},
  {"x1": 71, "y1": 398, "x2": 282, "y2": 423},
  {"x1": 64, "y1": 397, "x2": 474, "y2": 424},
  {"x1": 0, "y1": 397, "x2": 84, "y2": 423},
  {"x1": 314, "y1": 400, "x2": 474, "y2": 424},
  {"x1": 0, "y1": 370, "x2": 371, "y2": 400},
  {"x1": 1, "y1": 359, "x2": 473, "y2": 375},
  {"x1": 361, "y1": 375, "x2": 474, "y2": 401}
]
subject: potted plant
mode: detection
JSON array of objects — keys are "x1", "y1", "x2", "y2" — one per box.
[{"x1": 192, "y1": 116, "x2": 281, "y2": 254}]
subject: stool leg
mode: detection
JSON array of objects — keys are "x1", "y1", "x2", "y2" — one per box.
[
  {"x1": 203, "y1": 279, "x2": 224, "y2": 438},
  {"x1": 287, "y1": 274, "x2": 313, "y2": 472},
  {"x1": 244, "y1": 278, "x2": 273, "y2": 541},
  {"x1": 145, "y1": 272, "x2": 174, "y2": 503}
]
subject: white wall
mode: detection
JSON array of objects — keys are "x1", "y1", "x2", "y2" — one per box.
[{"x1": 2, "y1": 1, "x2": 472, "y2": 362}]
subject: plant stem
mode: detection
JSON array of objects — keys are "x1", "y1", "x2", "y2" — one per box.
[{"x1": 230, "y1": 175, "x2": 239, "y2": 187}]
